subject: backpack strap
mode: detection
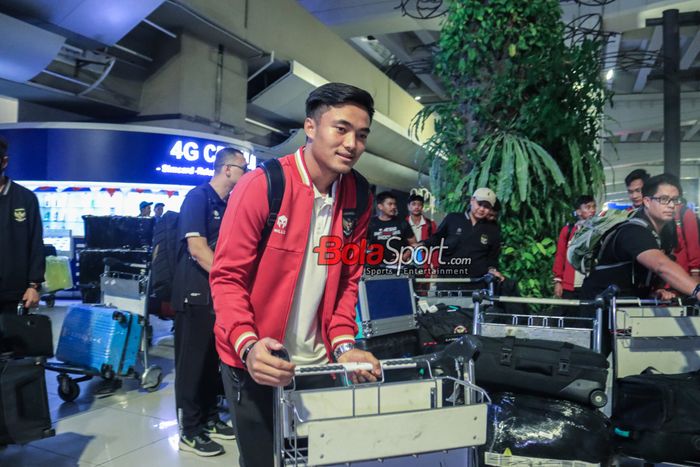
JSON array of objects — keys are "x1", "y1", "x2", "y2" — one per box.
[
  {"x1": 342, "y1": 169, "x2": 369, "y2": 237},
  {"x1": 260, "y1": 159, "x2": 285, "y2": 249},
  {"x1": 565, "y1": 222, "x2": 575, "y2": 242}
]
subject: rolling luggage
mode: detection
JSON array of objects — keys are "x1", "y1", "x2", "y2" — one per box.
[
  {"x1": 613, "y1": 369, "x2": 700, "y2": 462},
  {"x1": 416, "y1": 304, "x2": 473, "y2": 353},
  {"x1": 474, "y1": 335, "x2": 608, "y2": 407},
  {"x1": 83, "y1": 215, "x2": 155, "y2": 249},
  {"x1": 55, "y1": 305, "x2": 142, "y2": 378},
  {"x1": 0, "y1": 357, "x2": 54, "y2": 445},
  {"x1": 0, "y1": 305, "x2": 53, "y2": 358}
]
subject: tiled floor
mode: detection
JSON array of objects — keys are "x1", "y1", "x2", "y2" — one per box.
[{"x1": 0, "y1": 301, "x2": 240, "y2": 467}]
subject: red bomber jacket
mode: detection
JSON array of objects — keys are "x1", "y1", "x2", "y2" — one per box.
[{"x1": 210, "y1": 147, "x2": 371, "y2": 369}]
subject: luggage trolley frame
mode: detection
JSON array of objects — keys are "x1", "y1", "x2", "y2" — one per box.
[
  {"x1": 273, "y1": 358, "x2": 490, "y2": 466},
  {"x1": 471, "y1": 291, "x2": 605, "y2": 352},
  {"x1": 414, "y1": 274, "x2": 495, "y2": 308},
  {"x1": 46, "y1": 260, "x2": 163, "y2": 402}
]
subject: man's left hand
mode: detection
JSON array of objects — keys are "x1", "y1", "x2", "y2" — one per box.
[
  {"x1": 337, "y1": 348, "x2": 381, "y2": 384},
  {"x1": 22, "y1": 287, "x2": 40, "y2": 308},
  {"x1": 654, "y1": 288, "x2": 677, "y2": 301},
  {"x1": 488, "y1": 268, "x2": 505, "y2": 282}
]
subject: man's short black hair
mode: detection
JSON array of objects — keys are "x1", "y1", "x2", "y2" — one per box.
[
  {"x1": 642, "y1": 173, "x2": 682, "y2": 198},
  {"x1": 376, "y1": 191, "x2": 396, "y2": 205},
  {"x1": 0, "y1": 137, "x2": 7, "y2": 158},
  {"x1": 306, "y1": 82, "x2": 375, "y2": 123},
  {"x1": 408, "y1": 194, "x2": 424, "y2": 204},
  {"x1": 625, "y1": 169, "x2": 650, "y2": 187},
  {"x1": 214, "y1": 147, "x2": 244, "y2": 172},
  {"x1": 492, "y1": 199, "x2": 502, "y2": 212},
  {"x1": 574, "y1": 195, "x2": 595, "y2": 209}
]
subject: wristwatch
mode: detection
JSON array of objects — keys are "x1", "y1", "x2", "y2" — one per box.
[
  {"x1": 27, "y1": 282, "x2": 40, "y2": 290},
  {"x1": 333, "y1": 342, "x2": 355, "y2": 361}
]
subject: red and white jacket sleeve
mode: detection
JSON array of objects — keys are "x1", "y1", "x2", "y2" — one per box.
[
  {"x1": 682, "y1": 208, "x2": 700, "y2": 274},
  {"x1": 210, "y1": 172, "x2": 268, "y2": 360}
]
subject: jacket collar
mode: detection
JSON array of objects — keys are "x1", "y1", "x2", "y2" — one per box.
[
  {"x1": 293, "y1": 146, "x2": 342, "y2": 195},
  {"x1": 0, "y1": 178, "x2": 11, "y2": 196}
]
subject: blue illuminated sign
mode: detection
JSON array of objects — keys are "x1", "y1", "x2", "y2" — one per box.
[{"x1": 0, "y1": 127, "x2": 257, "y2": 185}]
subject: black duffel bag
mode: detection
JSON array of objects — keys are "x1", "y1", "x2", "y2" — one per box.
[
  {"x1": 416, "y1": 304, "x2": 473, "y2": 354},
  {"x1": 613, "y1": 369, "x2": 700, "y2": 462},
  {"x1": 480, "y1": 392, "x2": 612, "y2": 464},
  {"x1": 0, "y1": 305, "x2": 53, "y2": 358}
]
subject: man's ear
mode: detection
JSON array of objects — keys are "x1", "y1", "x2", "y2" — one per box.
[{"x1": 304, "y1": 117, "x2": 316, "y2": 141}]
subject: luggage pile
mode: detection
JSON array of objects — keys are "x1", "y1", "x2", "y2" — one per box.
[{"x1": 78, "y1": 216, "x2": 153, "y2": 303}]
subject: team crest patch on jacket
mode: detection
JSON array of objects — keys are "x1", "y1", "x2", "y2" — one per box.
[
  {"x1": 480, "y1": 234, "x2": 488, "y2": 245},
  {"x1": 342, "y1": 214, "x2": 355, "y2": 237},
  {"x1": 274, "y1": 214, "x2": 288, "y2": 235},
  {"x1": 13, "y1": 208, "x2": 26, "y2": 222}
]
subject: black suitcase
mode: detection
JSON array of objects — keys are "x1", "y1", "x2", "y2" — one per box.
[
  {"x1": 355, "y1": 330, "x2": 419, "y2": 360},
  {"x1": 474, "y1": 335, "x2": 608, "y2": 407},
  {"x1": 0, "y1": 306, "x2": 53, "y2": 358},
  {"x1": 83, "y1": 215, "x2": 154, "y2": 249},
  {"x1": 481, "y1": 392, "x2": 612, "y2": 464},
  {"x1": 0, "y1": 358, "x2": 54, "y2": 445},
  {"x1": 613, "y1": 370, "x2": 700, "y2": 462}
]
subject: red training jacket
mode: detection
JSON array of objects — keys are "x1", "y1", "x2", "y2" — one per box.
[
  {"x1": 210, "y1": 148, "x2": 371, "y2": 369},
  {"x1": 674, "y1": 207, "x2": 700, "y2": 275},
  {"x1": 552, "y1": 223, "x2": 578, "y2": 292}
]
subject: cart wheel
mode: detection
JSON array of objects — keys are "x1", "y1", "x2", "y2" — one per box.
[
  {"x1": 45, "y1": 296, "x2": 56, "y2": 308},
  {"x1": 590, "y1": 389, "x2": 608, "y2": 408},
  {"x1": 103, "y1": 368, "x2": 116, "y2": 380},
  {"x1": 57, "y1": 374, "x2": 80, "y2": 402},
  {"x1": 141, "y1": 365, "x2": 163, "y2": 392}
]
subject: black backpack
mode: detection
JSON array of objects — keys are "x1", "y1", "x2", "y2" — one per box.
[{"x1": 149, "y1": 159, "x2": 370, "y2": 301}]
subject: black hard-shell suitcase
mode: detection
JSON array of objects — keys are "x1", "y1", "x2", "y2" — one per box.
[
  {"x1": 0, "y1": 358, "x2": 54, "y2": 445},
  {"x1": 416, "y1": 305, "x2": 473, "y2": 353},
  {"x1": 474, "y1": 335, "x2": 608, "y2": 407},
  {"x1": 613, "y1": 370, "x2": 700, "y2": 462},
  {"x1": 0, "y1": 305, "x2": 53, "y2": 358}
]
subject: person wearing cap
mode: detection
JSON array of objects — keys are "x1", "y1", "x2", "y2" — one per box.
[
  {"x1": 0, "y1": 136, "x2": 45, "y2": 313},
  {"x1": 153, "y1": 202, "x2": 165, "y2": 221},
  {"x1": 422, "y1": 187, "x2": 503, "y2": 290},
  {"x1": 139, "y1": 201, "x2": 153, "y2": 217}
]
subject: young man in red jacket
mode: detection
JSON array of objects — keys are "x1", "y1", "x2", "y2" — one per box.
[
  {"x1": 210, "y1": 83, "x2": 380, "y2": 467},
  {"x1": 552, "y1": 195, "x2": 596, "y2": 299}
]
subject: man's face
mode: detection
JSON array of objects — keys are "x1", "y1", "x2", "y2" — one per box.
[
  {"x1": 225, "y1": 155, "x2": 248, "y2": 185},
  {"x1": 643, "y1": 183, "x2": 680, "y2": 225},
  {"x1": 378, "y1": 198, "x2": 398, "y2": 217},
  {"x1": 408, "y1": 200, "x2": 424, "y2": 216},
  {"x1": 627, "y1": 179, "x2": 644, "y2": 207},
  {"x1": 470, "y1": 197, "x2": 492, "y2": 220},
  {"x1": 576, "y1": 201, "x2": 597, "y2": 220},
  {"x1": 304, "y1": 103, "x2": 371, "y2": 175},
  {"x1": 154, "y1": 205, "x2": 164, "y2": 217},
  {"x1": 141, "y1": 206, "x2": 151, "y2": 217}
]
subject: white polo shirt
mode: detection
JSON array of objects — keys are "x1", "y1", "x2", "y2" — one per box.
[
  {"x1": 284, "y1": 182, "x2": 336, "y2": 365},
  {"x1": 408, "y1": 215, "x2": 427, "y2": 242}
]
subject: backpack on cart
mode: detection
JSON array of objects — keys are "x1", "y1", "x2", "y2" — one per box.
[{"x1": 613, "y1": 368, "x2": 700, "y2": 462}]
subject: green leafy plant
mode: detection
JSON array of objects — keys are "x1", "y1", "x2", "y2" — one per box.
[{"x1": 413, "y1": 0, "x2": 610, "y2": 297}]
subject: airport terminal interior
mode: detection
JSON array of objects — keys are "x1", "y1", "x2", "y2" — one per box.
[{"x1": 0, "y1": 0, "x2": 699, "y2": 466}]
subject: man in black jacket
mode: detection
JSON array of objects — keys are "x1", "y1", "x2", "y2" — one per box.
[
  {"x1": 423, "y1": 187, "x2": 503, "y2": 290},
  {"x1": 0, "y1": 137, "x2": 44, "y2": 313}
]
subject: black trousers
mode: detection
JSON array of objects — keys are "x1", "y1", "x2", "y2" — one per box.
[
  {"x1": 221, "y1": 364, "x2": 275, "y2": 467},
  {"x1": 221, "y1": 363, "x2": 339, "y2": 467},
  {"x1": 174, "y1": 304, "x2": 221, "y2": 437}
]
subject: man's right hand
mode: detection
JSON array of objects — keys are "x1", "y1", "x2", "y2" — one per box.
[
  {"x1": 244, "y1": 338, "x2": 295, "y2": 387},
  {"x1": 553, "y1": 282, "x2": 563, "y2": 298}
]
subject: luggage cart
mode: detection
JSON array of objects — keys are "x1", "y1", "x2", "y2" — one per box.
[
  {"x1": 273, "y1": 358, "x2": 489, "y2": 466},
  {"x1": 415, "y1": 274, "x2": 495, "y2": 308},
  {"x1": 46, "y1": 259, "x2": 162, "y2": 402},
  {"x1": 471, "y1": 291, "x2": 605, "y2": 352}
]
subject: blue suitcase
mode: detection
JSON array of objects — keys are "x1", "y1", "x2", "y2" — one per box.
[{"x1": 55, "y1": 305, "x2": 142, "y2": 377}]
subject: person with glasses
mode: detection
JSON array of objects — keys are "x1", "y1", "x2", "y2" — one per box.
[
  {"x1": 172, "y1": 147, "x2": 247, "y2": 457},
  {"x1": 581, "y1": 173, "x2": 700, "y2": 304}
]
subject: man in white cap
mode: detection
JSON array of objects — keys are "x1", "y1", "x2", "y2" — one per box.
[{"x1": 422, "y1": 187, "x2": 503, "y2": 290}]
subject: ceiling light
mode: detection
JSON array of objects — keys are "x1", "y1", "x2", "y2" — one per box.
[
  {"x1": 414, "y1": 96, "x2": 422, "y2": 101},
  {"x1": 605, "y1": 69, "x2": 614, "y2": 81}
]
